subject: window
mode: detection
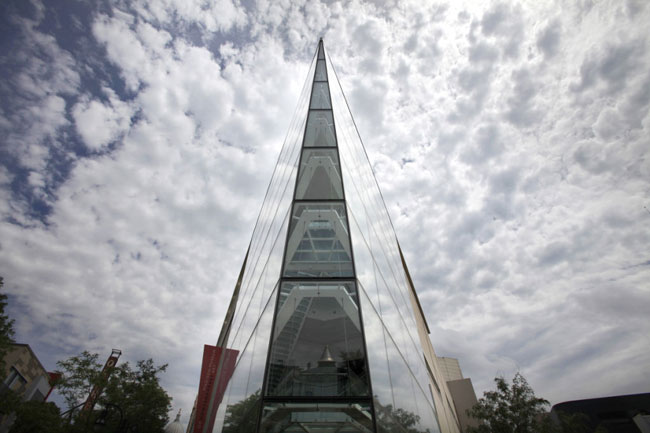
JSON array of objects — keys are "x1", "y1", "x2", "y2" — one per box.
[
  {"x1": 295, "y1": 149, "x2": 343, "y2": 200},
  {"x1": 5, "y1": 367, "x2": 28, "y2": 392},
  {"x1": 283, "y1": 203, "x2": 353, "y2": 278},
  {"x1": 303, "y1": 111, "x2": 336, "y2": 147},
  {"x1": 266, "y1": 281, "x2": 369, "y2": 397}
]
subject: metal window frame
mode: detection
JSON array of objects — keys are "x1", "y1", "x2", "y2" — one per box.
[{"x1": 256, "y1": 39, "x2": 378, "y2": 433}]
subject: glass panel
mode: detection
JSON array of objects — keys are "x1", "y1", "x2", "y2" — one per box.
[
  {"x1": 246, "y1": 283, "x2": 277, "y2": 398},
  {"x1": 212, "y1": 364, "x2": 234, "y2": 433},
  {"x1": 229, "y1": 209, "x2": 290, "y2": 353},
  {"x1": 385, "y1": 321, "x2": 433, "y2": 433},
  {"x1": 353, "y1": 217, "x2": 431, "y2": 407},
  {"x1": 219, "y1": 350, "x2": 260, "y2": 433},
  {"x1": 360, "y1": 285, "x2": 440, "y2": 433},
  {"x1": 283, "y1": 203, "x2": 353, "y2": 278},
  {"x1": 358, "y1": 283, "x2": 393, "y2": 413},
  {"x1": 304, "y1": 111, "x2": 336, "y2": 147},
  {"x1": 310, "y1": 83, "x2": 332, "y2": 109},
  {"x1": 295, "y1": 149, "x2": 343, "y2": 200},
  {"x1": 327, "y1": 54, "x2": 423, "y2": 344},
  {"x1": 315, "y1": 59, "x2": 327, "y2": 81},
  {"x1": 348, "y1": 209, "x2": 381, "y2": 310},
  {"x1": 266, "y1": 281, "x2": 369, "y2": 397},
  {"x1": 318, "y1": 43, "x2": 325, "y2": 60},
  {"x1": 234, "y1": 54, "x2": 314, "y2": 332},
  {"x1": 243, "y1": 52, "x2": 316, "y2": 278},
  {"x1": 259, "y1": 402, "x2": 373, "y2": 433},
  {"x1": 375, "y1": 272, "x2": 418, "y2": 380},
  {"x1": 245, "y1": 145, "x2": 300, "y2": 280},
  {"x1": 218, "y1": 333, "x2": 258, "y2": 432},
  {"x1": 413, "y1": 384, "x2": 441, "y2": 433},
  {"x1": 331, "y1": 82, "x2": 424, "y2": 373},
  {"x1": 215, "y1": 286, "x2": 278, "y2": 433}
]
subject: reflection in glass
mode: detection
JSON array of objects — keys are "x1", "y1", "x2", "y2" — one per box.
[
  {"x1": 296, "y1": 149, "x2": 343, "y2": 200},
  {"x1": 217, "y1": 284, "x2": 279, "y2": 433},
  {"x1": 222, "y1": 391, "x2": 261, "y2": 433},
  {"x1": 283, "y1": 203, "x2": 353, "y2": 278},
  {"x1": 315, "y1": 60, "x2": 327, "y2": 81},
  {"x1": 359, "y1": 285, "x2": 440, "y2": 433},
  {"x1": 266, "y1": 281, "x2": 369, "y2": 397},
  {"x1": 304, "y1": 111, "x2": 336, "y2": 147},
  {"x1": 229, "y1": 210, "x2": 289, "y2": 353},
  {"x1": 240, "y1": 49, "x2": 315, "y2": 301},
  {"x1": 385, "y1": 321, "x2": 429, "y2": 433},
  {"x1": 260, "y1": 402, "x2": 373, "y2": 433},
  {"x1": 358, "y1": 283, "x2": 392, "y2": 406},
  {"x1": 311, "y1": 83, "x2": 332, "y2": 109},
  {"x1": 375, "y1": 397, "x2": 434, "y2": 433}
]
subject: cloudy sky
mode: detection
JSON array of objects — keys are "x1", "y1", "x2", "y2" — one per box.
[{"x1": 1, "y1": 0, "x2": 649, "y2": 424}]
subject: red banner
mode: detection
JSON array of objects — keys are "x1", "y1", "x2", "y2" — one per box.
[
  {"x1": 193, "y1": 345, "x2": 238, "y2": 433},
  {"x1": 82, "y1": 349, "x2": 121, "y2": 412}
]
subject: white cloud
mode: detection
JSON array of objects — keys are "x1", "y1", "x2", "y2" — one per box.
[
  {"x1": 128, "y1": 0, "x2": 247, "y2": 36},
  {"x1": 2, "y1": 0, "x2": 650, "y2": 424},
  {"x1": 536, "y1": 19, "x2": 561, "y2": 58},
  {"x1": 0, "y1": 8, "x2": 80, "y2": 179},
  {"x1": 73, "y1": 90, "x2": 134, "y2": 151}
]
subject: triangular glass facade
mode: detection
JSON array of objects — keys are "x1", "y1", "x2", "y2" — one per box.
[{"x1": 208, "y1": 40, "x2": 453, "y2": 433}]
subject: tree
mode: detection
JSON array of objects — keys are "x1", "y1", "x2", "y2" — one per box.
[
  {"x1": 0, "y1": 276, "x2": 16, "y2": 379},
  {"x1": 374, "y1": 400, "x2": 430, "y2": 433},
  {"x1": 56, "y1": 351, "x2": 105, "y2": 410},
  {"x1": 0, "y1": 276, "x2": 21, "y2": 419},
  {"x1": 103, "y1": 359, "x2": 172, "y2": 433},
  {"x1": 56, "y1": 351, "x2": 172, "y2": 433},
  {"x1": 8, "y1": 400, "x2": 64, "y2": 433},
  {"x1": 222, "y1": 390, "x2": 261, "y2": 433},
  {"x1": 552, "y1": 411, "x2": 591, "y2": 433},
  {"x1": 466, "y1": 373, "x2": 550, "y2": 433}
]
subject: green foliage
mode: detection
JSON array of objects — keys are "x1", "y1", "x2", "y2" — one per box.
[
  {"x1": 56, "y1": 351, "x2": 104, "y2": 410},
  {"x1": 0, "y1": 277, "x2": 16, "y2": 379},
  {"x1": 222, "y1": 391, "x2": 431, "y2": 433},
  {"x1": 466, "y1": 373, "x2": 550, "y2": 433},
  {"x1": 0, "y1": 388, "x2": 21, "y2": 417},
  {"x1": 552, "y1": 411, "x2": 591, "y2": 433},
  {"x1": 56, "y1": 352, "x2": 172, "y2": 433},
  {"x1": 9, "y1": 400, "x2": 64, "y2": 433},
  {"x1": 374, "y1": 400, "x2": 430, "y2": 433},
  {"x1": 466, "y1": 374, "x2": 595, "y2": 433},
  {"x1": 0, "y1": 280, "x2": 171, "y2": 432},
  {"x1": 222, "y1": 390, "x2": 261, "y2": 433},
  {"x1": 103, "y1": 359, "x2": 172, "y2": 433}
]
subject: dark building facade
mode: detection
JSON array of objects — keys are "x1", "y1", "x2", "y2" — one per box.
[{"x1": 551, "y1": 393, "x2": 650, "y2": 433}]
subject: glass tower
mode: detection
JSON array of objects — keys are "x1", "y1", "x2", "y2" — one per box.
[{"x1": 206, "y1": 40, "x2": 461, "y2": 433}]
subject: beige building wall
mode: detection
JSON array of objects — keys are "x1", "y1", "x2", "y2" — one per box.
[
  {"x1": 399, "y1": 246, "x2": 462, "y2": 433},
  {"x1": 1, "y1": 344, "x2": 51, "y2": 433},
  {"x1": 447, "y1": 378, "x2": 480, "y2": 432},
  {"x1": 1, "y1": 344, "x2": 49, "y2": 398},
  {"x1": 437, "y1": 357, "x2": 463, "y2": 382}
]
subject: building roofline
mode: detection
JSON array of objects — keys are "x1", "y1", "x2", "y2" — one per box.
[
  {"x1": 552, "y1": 392, "x2": 650, "y2": 410},
  {"x1": 397, "y1": 242, "x2": 431, "y2": 334},
  {"x1": 10, "y1": 342, "x2": 49, "y2": 374}
]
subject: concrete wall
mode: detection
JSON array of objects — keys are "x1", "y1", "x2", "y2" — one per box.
[
  {"x1": 447, "y1": 378, "x2": 480, "y2": 432},
  {"x1": 399, "y1": 247, "x2": 462, "y2": 433},
  {"x1": 0, "y1": 344, "x2": 51, "y2": 433},
  {"x1": 2, "y1": 344, "x2": 48, "y2": 396},
  {"x1": 437, "y1": 357, "x2": 463, "y2": 382}
]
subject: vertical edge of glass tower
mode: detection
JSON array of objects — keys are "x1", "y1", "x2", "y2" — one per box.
[{"x1": 201, "y1": 40, "x2": 465, "y2": 433}]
